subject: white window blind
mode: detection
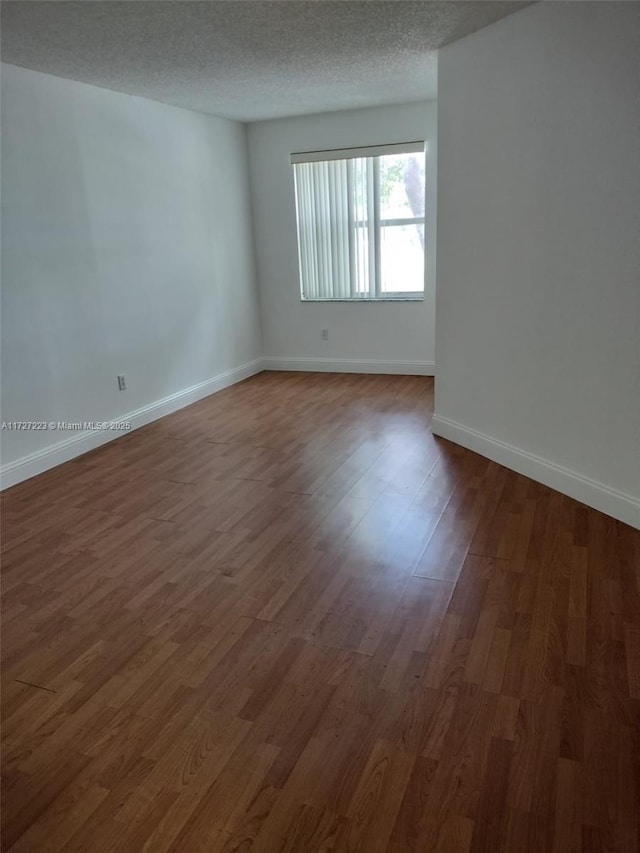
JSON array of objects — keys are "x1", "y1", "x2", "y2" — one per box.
[
  {"x1": 291, "y1": 142, "x2": 426, "y2": 301},
  {"x1": 290, "y1": 140, "x2": 425, "y2": 164}
]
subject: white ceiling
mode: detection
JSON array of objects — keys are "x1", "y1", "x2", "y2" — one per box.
[{"x1": 1, "y1": 1, "x2": 532, "y2": 122}]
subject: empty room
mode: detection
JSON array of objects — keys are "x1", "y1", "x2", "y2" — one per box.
[{"x1": 1, "y1": 1, "x2": 639, "y2": 851}]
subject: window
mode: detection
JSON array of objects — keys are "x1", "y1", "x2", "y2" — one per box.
[{"x1": 291, "y1": 142, "x2": 426, "y2": 301}]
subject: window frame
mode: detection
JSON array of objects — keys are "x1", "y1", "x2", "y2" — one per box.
[{"x1": 291, "y1": 142, "x2": 426, "y2": 303}]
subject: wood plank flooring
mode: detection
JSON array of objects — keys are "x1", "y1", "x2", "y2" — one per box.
[{"x1": 2, "y1": 371, "x2": 639, "y2": 853}]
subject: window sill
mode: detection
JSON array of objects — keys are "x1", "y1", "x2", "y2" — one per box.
[{"x1": 300, "y1": 297, "x2": 425, "y2": 303}]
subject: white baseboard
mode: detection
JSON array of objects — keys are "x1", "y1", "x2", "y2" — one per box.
[
  {"x1": 431, "y1": 414, "x2": 640, "y2": 530},
  {"x1": 0, "y1": 358, "x2": 265, "y2": 490},
  {"x1": 263, "y1": 356, "x2": 435, "y2": 376}
]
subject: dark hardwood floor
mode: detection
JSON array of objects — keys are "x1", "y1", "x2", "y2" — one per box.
[{"x1": 1, "y1": 371, "x2": 638, "y2": 852}]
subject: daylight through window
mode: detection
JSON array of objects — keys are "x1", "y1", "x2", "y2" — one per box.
[{"x1": 291, "y1": 142, "x2": 426, "y2": 301}]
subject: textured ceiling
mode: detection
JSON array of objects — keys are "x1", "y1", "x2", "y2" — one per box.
[{"x1": 1, "y1": 1, "x2": 532, "y2": 122}]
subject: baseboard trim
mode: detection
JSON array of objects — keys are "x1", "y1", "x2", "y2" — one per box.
[
  {"x1": 431, "y1": 414, "x2": 640, "y2": 530},
  {"x1": 0, "y1": 358, "x2": 265, "y2": 490},
  {"x1": 263, "y1": 357, "x2": 435, "y2": 376}
]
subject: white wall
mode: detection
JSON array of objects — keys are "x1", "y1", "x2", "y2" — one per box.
[
  {"x1": 248, "y1": 101, "x2": 437, "y2": 373},
  {"x1": 434, "y1": 2, "x2": 640, "y2": 528},
  {"x1": 1, "y1": 64, "x2": 263, "y2": 483}
]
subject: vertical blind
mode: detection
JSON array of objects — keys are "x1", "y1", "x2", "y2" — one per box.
[{"x1": 291, "y1": 142, "x2": 425, "y2": 301}]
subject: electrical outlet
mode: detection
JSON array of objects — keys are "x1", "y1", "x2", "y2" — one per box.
[
  {"x1": 321, "y1": 329, "x2": 329, "y2": 341},
  {"x1": 117, "y1": 375, "x2": 127, "y2": 391}
]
